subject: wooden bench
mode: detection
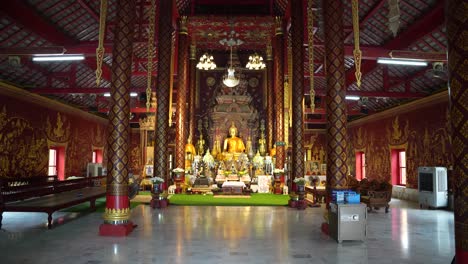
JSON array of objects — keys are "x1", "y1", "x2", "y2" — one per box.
[{"x1": 0, "y1": 176, "x2": 106, "y2": 229}]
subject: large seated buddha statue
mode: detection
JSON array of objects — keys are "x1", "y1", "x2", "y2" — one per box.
[{"x1": 223, "y1": 122, "x2": 246, "y2": 155}]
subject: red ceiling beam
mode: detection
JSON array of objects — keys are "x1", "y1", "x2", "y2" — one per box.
[
  {"x1": 345, "y1": 0, "x2": 445, "y2": 86},
  {"x1": 31, "y1": 87, "x2": 147, "y2": 94},
  {"x1": 344, "y1": 0, "x2": 386, "y2": 42},
  {"x1": 98, "y1": 107, "x2": 156, "y2": 113},
  {"x1": 305, "y1": 89, "x2": 426, "y2": 99},
  {"x1": 0, "y1": 1, "x2": 76, "y2": 46},
  {"x1": 76, "y1": 0, "x2": 100, "y2": 22}
]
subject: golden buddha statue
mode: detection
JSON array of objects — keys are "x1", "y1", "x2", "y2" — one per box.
[
  {"x1": 223, "y1": 122, "x2": 246, "y2": 154},
  {"x1": 185, "y1": 136, "x2": 196, "y2": 170},
  {"x1": 258, "y1": 133, "x2": 266, "y2": 156}
]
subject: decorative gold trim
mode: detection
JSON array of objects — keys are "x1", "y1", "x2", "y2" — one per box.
[
  {"x1": 103, "y1": 207, "x2": 131, "y2": 221},
  {"x1": 275, "y1": 16, "x2": 283, "y2": 35},
  {"x1": 349, "y1": 90, "x2": 448, "y2": 127},
  {"x1": 266, "y1": 43, "x2": 273, "y2": 61},
  {"x1": 179, "y1": 16, "x2": 188, "y2": 35},
  {"x1": 189, "y1": 44, "x2": 196, "y2": 60},
  {"x1": 0, "y1": 82, "x2": 108, "y2": 125},
  {"x1": 307, "y1": 0, "x2": 315, "y2": 111},
  {"x1": 146, "y1": 0, "x2": 156, "y2": 111},
  {"x1": 95, "y1": 0, "x2": 108, "y2": 86},
  {"x1": 352, "y1": 0, "x2": 362, "y2": 88}
]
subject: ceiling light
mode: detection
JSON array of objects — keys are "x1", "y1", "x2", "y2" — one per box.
[
  {"x1": 130, "y1": 92, "x2": 138, "y2": 97},
  {"x1": 103, "y1": 93, "x2": 111, "y2": 97},
  {"x1": 196, "y1": 53, "x2": 216, "y2": 70},
  {"x1": 222, "y1": 46, "x2": 240, "y2": 87},
  {"x1": 246, "y1": 53, "x2": 266, "y2": 70},
  {"x1": 377, "y1": 58, "x2": 428, "y2": 66},
  {"x1": 345, "y1": 95, "x2": 360, "y2": 100},
  {"x1": 32, "y1": 55, "x2": 85, "y2": 61}
]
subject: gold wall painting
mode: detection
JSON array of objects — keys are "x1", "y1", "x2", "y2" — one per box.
[
  {"x1": 0, "y1": 106, "x2": 48, "y2": 178},
  {"x1": 347, "y1": 102, "x2": 452, "y2": 188},
  {"x1": 0, "y1": 97, "x2": 108, "y2": 179}
]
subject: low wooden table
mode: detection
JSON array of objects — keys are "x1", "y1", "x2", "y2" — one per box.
[
  {"x1": 305, "y1": 186, "x2": 326, "y2": 204},
  {"x1": 221, "y1": 181, "x2": 246, "y2": 195}
]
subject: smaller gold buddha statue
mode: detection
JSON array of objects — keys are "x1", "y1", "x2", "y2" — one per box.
[
  {"x1": 185, "y1": 136, "x2": 196, "y2": 169},
  {"x1": 197, "y1": 134, "x2": 205, "y2": 156},
  {"x1": 223, "y1": 122, "x2": 246, "y2": 154},
  {"x1": 258, "y1": 133, "x2": 266, "y2": 156}
]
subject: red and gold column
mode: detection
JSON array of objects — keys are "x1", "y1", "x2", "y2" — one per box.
[
  {"x1": 291, "y1": 0, "x2": 305, "y2": 186},
  {"x1": 323, "y1": 0, "x2": 348, "y2": 193},
  {"x1": 153, "y1": 0, "x2": 173, "y2": 185},
  {"x1": 99, "y1": 0, "x2": 135, "y2": 236},
  {"x1": 274, "y1": 16, "x2": 285, "y2": 170},
  {"x1": 189, "y1": 44, "x2": 197, "y2": 141},
  {"x1": 175, "y1": 17, "x2": 188, "y2": 171},
  {"x1": 447, "y1": 0, "x2": 468, "y2": 262},
  {"x1": 266, "y1": 44, "x2": 274, "y2": 151}
]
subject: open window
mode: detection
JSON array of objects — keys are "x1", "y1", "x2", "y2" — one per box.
[{"x1": 48, "y1": 146, "x2": 65, "y2": 180}]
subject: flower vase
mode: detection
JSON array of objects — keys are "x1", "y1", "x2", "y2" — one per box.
[
  {"x1": 297, "y1": 185, "x2": 305, "y2": 193},
  {"x1": 274, "y1": 173, "x2": 282, "y2": 180}
]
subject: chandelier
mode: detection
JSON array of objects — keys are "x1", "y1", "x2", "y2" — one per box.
[
  {"x1": 196, "y1": 53, "x2": 216, "y2": 70},
  {"x1": 222, "y1": 45, "x2": 240, "y2": 87},
  {"x1": 246, "y1": 53, "x2": 266, "y2": 70}
]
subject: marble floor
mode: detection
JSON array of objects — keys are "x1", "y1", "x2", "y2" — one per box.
[{"x1": 0, "y1": 199, "x2": 454, "y2": 264}]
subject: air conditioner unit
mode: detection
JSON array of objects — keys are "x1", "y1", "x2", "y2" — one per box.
[
  {"x1": 87, "y1": 163, "x2": 103, "y2": 177},
  {"x1": 418, "y1": 167, "x2": 448, "y2": 208}
]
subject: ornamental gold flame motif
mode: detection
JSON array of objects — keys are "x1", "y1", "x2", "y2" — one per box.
[
  {"x1": 352, "y1": 0, "x2": 362, "y2": 88},
  {"x1": 95, "y1": 0, "x2": 108, "y2": 86},
  {"x1": 146, "y1": 0, "x2": 156, "y2": 111}
]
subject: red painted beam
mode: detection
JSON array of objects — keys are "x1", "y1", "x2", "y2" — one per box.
[
  {"x1": 305, "y1": 90, "x2": 426, "y2": 99},
  {"x1": 83, "y1": 57, "x2": 111, "y2": 81},
  {"x1": 344, "y1": 0, "x2": 386, "y2": 42},
  {"x1": 0, "y1": 1, "x2": 76, "y2": 46},
  {"x1": 98, "y1": 107, "x2": 156, "y2": 113},
  {"x1": 0, "y1": 46, "x2": 65, "y2": 55},
  {"x1": 31, "y1": 87, "x2": 147, "y2": 94},
  {"x1": 345, "y1": 1, "x2": 445, "y2": 86}
]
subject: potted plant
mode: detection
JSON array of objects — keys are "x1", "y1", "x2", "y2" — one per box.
[
  {"x1": 149, "y1": 176, "x2": 164, "y2": 194},
  {"x1": 294, "y1": 177, "x2": 306, "y2": 192},
  {"x1": 273, "y1": 168, "x2": 284, "y2": 179},
  {"x1": 172, "y1": 167, "x2": 185, "y2": 179}
]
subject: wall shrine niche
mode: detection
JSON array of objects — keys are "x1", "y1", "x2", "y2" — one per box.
[{"x1": 198, "y1": 71, "x2": 265, "y2": 150}]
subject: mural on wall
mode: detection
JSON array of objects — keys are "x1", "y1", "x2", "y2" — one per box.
[
  {"x1": 129, "y1": 131, "x2": 142, "y2": 176},
  {"x1": 348, "y1": 102, "x2": 452, "y2": 188},
  {"x1": 304, "y1": 133, "x2": 326, "y2": 175},
  {"x1": 0, "y1": 94, "x2": 108, "y2": 179},
  {"x1": 0, "y1": 106, "x2": 48, "y2": 178}
]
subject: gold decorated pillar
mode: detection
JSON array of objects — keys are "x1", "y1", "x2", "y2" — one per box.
[
  {"x1": 291, "y1": 0, "x2": 305, "y2": 183},
  {"x1": 323, "y1": 0, "x2": 348, "y2": 193},
  {"x1": 447, "y1": 0, "x2": 468, "y2": 262},
  {"x1": 99, "y1": 0, "x2": 136, "y2": 236},
  {"x1": 189, "y1": 44, "x2": 197, "y2": 142},
  {"x1": 153, "y1": 0, "x2": 173, "y2": 185},
  {"x1": 175, "y1": 17, "x2": 189, "y2": 170},
  {"x1": 266, "y1": 44, "x2": 274, "y2": 151},
  {"x1": 274, "y1": 16, "x2": 285, "y2": 170}
]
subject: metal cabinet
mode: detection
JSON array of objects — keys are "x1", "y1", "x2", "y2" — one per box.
[{"x1": 329, "y1": 203, "x2": 367, "y2": 243}]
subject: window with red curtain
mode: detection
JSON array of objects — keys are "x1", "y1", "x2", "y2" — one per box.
[
  {"x1": 92, "y1": 149, "x2": 103, "y2": 163},
  {"x1": 355, "y1": 152, "x2": 366, "y2": 180},
  {"x1": 49, "y1": 147, "x2": 65, "y2": 180},
  {"x1": 391, "y1": 149, "x2": 406, "y2": 186}
]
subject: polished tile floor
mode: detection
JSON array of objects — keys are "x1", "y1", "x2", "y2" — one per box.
[{"x1": 0, "y1": 199, "x2": 454, "y2": 264}]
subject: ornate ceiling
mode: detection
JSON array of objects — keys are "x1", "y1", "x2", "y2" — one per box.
[{"x1": 0, "y1": 0, "x2": 448, "y2": 130}]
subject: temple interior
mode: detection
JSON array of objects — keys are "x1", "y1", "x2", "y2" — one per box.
[{"x1": 0, "y1": 0, "x2": 466, "y2": 263}]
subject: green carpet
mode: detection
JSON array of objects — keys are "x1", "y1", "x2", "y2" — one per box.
[
  {"x1": 168, "y1": 193, "x2": 289, "y2": 206},
  {"x1": 61, "y1": 197, "x2": 142, "y2": 213}
]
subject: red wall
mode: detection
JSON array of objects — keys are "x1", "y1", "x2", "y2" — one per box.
[
  {"x1": 347, "y1": 100, "x2": 452, "y2": 188},
  {"x1": 0, "y1": 89, "x2": 107, "y2": 179}
]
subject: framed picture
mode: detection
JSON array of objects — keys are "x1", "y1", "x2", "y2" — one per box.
[
  {"x1": 320, "y1": 164, "x2": 327, "y2": 175},
  {"x1": 306, "y1": 160, "x2": 320, "y2": 175}
]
